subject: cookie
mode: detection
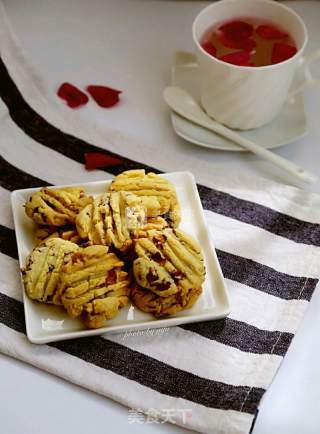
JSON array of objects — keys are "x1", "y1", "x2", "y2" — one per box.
[
  {"x1": 22, "y1": 238, "x2": 79, "y2": 303},
  {"x1": 35, "y1": 224, "x2": 82, "y2": 245},
  {"x1": 109, "y1": 169, "x2": 180, "y2": 227},
  {"x1": 57, "y1": 245, "x2": 130, "y2": 327},
  {"x1": 83, "y1": 281, "x2": 129, "y2": 329},
  {"x1": 25, "y1": 187, "x2": 91, "y2": 226},
  {"x1": 131, "y1": 282, "x2": 202, "y2": 317},
  {"x1": 133, "y1": 228, "x2": 205, "y2": 297},
  {"x1": 75, "y1": 191, "x2": 167, "y2": 251}
]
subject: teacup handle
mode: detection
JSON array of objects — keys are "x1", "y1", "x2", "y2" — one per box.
[{"x1": 288, "y1": 49, "x2": 320, "y2": 101}]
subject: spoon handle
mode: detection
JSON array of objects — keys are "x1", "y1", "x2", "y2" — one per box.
[{"x1": 199, "y1": 118, "x2": 316, "y2": 184}]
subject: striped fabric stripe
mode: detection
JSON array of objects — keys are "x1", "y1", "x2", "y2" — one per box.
[
  {"x1": 216, "y1": 249, "x2": 316, "y2": 301},
  {"x1": 0, "y1": 292, "x2": 264, "y2": 413},
  {"x1": 0, "y1": 60, "x2": 158, "y2": 175},
  {"x1": 182, "y1": 320, "x2": 293, "y2": 357},
  {"x1": 0, "y1": 326, "x2": 255, "y2": 434},
  {"x1": 204, "y1": 211, "x2": 320, "y2": 278},
  {"x1": 0, "y1": 224, "x2": 18, "y2": 259},
  {"x1": 0, "y1": 155, "x2": 50, "y2": 190},
  {"x1": 106, "y1": 328, "x2": 282, "y2": 389},
  {"x1": 198, "y1": 185, "x2": 320, "y2": 247},
  {"x1": 51, "y1": 337, "x2": 264, "y2": 413},
  {"x1": 0, "y1": 292, "x2": 25, "y2": 333},
  {"x1": 0, "y1": 36, "x2": 319, "y2": 434},
  {"x1": 226, "y1": 279, "x2": 309, "y2": 334}
]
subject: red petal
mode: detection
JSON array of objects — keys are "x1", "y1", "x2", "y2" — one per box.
[
  {"x1": 220, "y1": 51, "x2": 251, "y2": 66},
  {"x1": 219, "y1": 20, "x2": 253, "y2": 42},
  {"x1": 256, "y1": 25, "x2": 288, "y2": 40},
  {"x1": 201, "y1": 41, "x2": 217, "y2": 57},
  {"x1": 218, "y1": 33, "x2": 256, "y2": 52},
  {"x1": 271, "y1": 43, "x2": 297, "y2": 64},
  {"x1": 86, "y1": 85, "x2": 122, "y2": 108},
  {"x1": 57, "y1": 83, "x2": 89, "y2": 108},
  {"x1": 84, "y1": 153, "x2": 124, "y2": 170}
]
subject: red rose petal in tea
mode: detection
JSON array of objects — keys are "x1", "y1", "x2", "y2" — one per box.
[
  {"x1": 201, "y1": 41, "x2": 217, "y2": 57},
  {"x1": 220, "y1": 51, "x2": 251, "y2": 66},
  {"x1": 218, "y1": 32, "x2": 256, "y2": 52},
  {"x1": 219, "y1": 20, "x2": 253, "y2": 42},
  {"x1": 256, "y1": 25, "x2": 288, "y2": 40},
  {"x1": 84, "y1": 153, "x2": 124, "y2": 170},
  {"x1": 86, "y1": 85, "x2": 122, "y2": 108},
  {"x1": 271, "y1": 43, "x2": 297, "y2": 64},
  {"x1": 57, "y1": 83, "x2": 89, "y2": 108}
]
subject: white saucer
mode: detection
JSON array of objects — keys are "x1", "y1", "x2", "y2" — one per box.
[{"x1": 170, "y1": 52, "x2": 308, "y2": 152}]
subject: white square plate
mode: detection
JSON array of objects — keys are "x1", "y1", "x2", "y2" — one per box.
[{"x1": 11, "y1": 171, "x2": 230, "y2": 344}]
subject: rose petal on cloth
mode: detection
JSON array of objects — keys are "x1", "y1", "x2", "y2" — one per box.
[
  {"x1": 271, "y1": 43, "x2": 297, "y2": 64},
  {"x1": 84, "y1": 153, "x2": 124, "y2": 170},
  {"x1": 86, "y1": 85, "x2": 122, "y2": 108},
  {"x1": 218, "y1": 33, "x2": 256, "y2": 52},
  {"x1": 219, "y1": 51, "x2": 251, "y2": 66},
  {"x1": 219, "y1": 20, "x2": 253, "y2": 42},
  {"x1": 256, "y1": 25, "x2": 288, "y2": 40},
  {"x1": 57, "y1": 83, "x2": 89, "y2": 108},
  {"x1": 201, "y1": 41, "x2": 217, "y2": 57}
]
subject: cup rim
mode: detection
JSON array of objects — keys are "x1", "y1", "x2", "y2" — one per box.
[{"x1": 192, "y1": 0, "x2": 308, "y2": 70}]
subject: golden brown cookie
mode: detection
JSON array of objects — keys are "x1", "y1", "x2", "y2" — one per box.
[
  {"x1": 35, "y1": 224, "x2": 82, "y2": 245},
  {"x1": 25, "y1": 187, "x2": 91, "y2": 226},
  {"x1": 133, "y1": 228, "x2": 205, "y2": 297},
  {"x1": 57, "y1": 245, "x2": 130, "y2": 328},
  {"x1": 131, "y1": 282, "x2": 202, "y2": 318},
  {"x1": 75, "y1": 191, "x2": 167, "y2": 251},
  {"x1": 22, "y1": 238, "x2": 79, "y2": 304},
  {"x1": 109, "y1": 169, "x2": 180, "y2": 227}
]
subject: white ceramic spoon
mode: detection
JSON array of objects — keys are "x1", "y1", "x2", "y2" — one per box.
[{"x1": 164, "y1": 86, "x2": 317, "y2": 184}]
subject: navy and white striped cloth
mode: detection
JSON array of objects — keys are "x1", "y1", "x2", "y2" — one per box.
[{"x1": 0, "y1": 5, "x2": 319, "y2": 433}]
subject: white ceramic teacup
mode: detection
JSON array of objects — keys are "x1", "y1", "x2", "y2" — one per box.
[{"x1": 193, "y1": 0, "x2": 312, "y2": 130}]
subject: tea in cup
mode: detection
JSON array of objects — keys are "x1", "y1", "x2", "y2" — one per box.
[{"x1": 193, "y1": 0, "x2": 308, "y2": 130}]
